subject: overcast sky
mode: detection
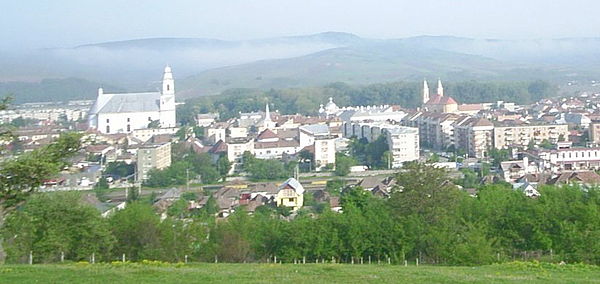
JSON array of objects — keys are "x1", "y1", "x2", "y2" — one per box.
[{"x1": 2, "y1": 0, "x2": 600, "y2": 49}]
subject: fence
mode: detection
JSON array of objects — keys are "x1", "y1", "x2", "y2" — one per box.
[{"x1": 11, "y1": 250, "x2": 561, "y2": 266}]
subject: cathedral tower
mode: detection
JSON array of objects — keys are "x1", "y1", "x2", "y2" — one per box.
[{"x1": 423, "y1": 80, "x2": 430, "y2": 104}]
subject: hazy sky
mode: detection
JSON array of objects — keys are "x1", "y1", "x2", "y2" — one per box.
[{"x1": 2, "y1": 0, "x2": 600, "y2": 49}]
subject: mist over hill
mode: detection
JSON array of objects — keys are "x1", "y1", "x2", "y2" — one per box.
[{"x1": 2, "y1": 32, "x2": 600, "y2": 102}]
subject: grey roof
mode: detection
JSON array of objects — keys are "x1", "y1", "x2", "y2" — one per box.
[
  {"x1": 300, "y1": 124, "x2": 329, "y2": 135},
  {"x1": 278, "y1": 178, "x2": 305, "y2": 195},
  {"x1": 99, "y1": 92, "x2": 160, "y2": 113}
]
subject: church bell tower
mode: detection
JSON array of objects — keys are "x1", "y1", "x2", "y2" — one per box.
[{"x1": 159, "y1": 66, "x2": 176, "y2": 127}]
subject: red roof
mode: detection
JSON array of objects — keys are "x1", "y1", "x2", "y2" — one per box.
[
  {"x1": 257, "y1": 129, "x2": 278, "y2": 141},
  {"x1": 425, "y1": 94, "x2": 458, "y2": 105},
  {"x1": 209, "y1": 140, "x2": 227, "y2": 153}
]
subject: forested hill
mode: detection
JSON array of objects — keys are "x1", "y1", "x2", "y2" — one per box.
[
  {"x1": 177, "y1": 80, "x2": 556, "y2": 123},
  {"x1": 0, "y1": 78, "x2": 125, "y2": 104}
]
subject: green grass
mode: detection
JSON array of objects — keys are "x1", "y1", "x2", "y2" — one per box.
[{"x1": 2, "y1": 262, "x2": 600, "y2": 283}]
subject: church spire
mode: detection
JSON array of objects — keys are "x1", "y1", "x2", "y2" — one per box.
[
  {"x1": 437, "y1": 79, "x2": 444, "y2": 96},
  {"x1": 162, "y1": 65, "x2": 174, "y2": 96},
  {"x1": 265, "y1": 103, "x2": 271, "y2": 122},
  {"x1": 423, "y1": 79, "x2": 430, "y2": 104}
]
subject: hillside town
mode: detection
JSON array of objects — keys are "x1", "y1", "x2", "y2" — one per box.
[{"x1": 3, "y1": 68, "x2": 600, "y2": 220}]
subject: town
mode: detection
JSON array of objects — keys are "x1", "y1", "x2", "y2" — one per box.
[{"x1": 2, "y1": 67, "x2": 600, "y2": 220}]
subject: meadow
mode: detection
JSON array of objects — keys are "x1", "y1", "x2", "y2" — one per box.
[{"x1": 2, "y1": 261, "x2": 600, "y2": 283}]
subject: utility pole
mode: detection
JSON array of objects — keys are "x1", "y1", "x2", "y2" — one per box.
[{"x1": 186, "y1": 168, "x2": 190, "y2": 192}]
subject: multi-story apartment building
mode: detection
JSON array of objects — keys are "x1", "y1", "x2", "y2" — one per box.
[
  {"x1": 343, "y1": 122, "x2": 419, "y2": 168},
  {"x1": 313, "y1": 136, "x2": 337, "y2": 170},
  {"x1": 493, "y1": 123, "x2": 569, "y2": 149},
  {"x1": 136, "y1": 142, "x2": 172, "y2": 181},
  {"x1": 454, "y1": 117, "x2": 494, "y2": 158},
  {"x1": 384, "y1": 126, "x2": 420, "y2": 167},
  {"x1": 589, "y1": 122, "x2": 600, "y2": 145}
]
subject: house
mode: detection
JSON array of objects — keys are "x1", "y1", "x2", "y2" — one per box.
[
  {"x1": 275, "y1": 178, "x2": 305, "y2": 211},
  {"x1": 548, "y1": 171, "x2": 600, "y2": 186},
  {"x1": 357, "y1": 176, "x2": 395, "y2": 198},
  {"x1": 500, "y1": 157, "x2": 536, "y2": 183},
  {"x1": 512, "y1": 182, "x2": 541, "y2": 198}
]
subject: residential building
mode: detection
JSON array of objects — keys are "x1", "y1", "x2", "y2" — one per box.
[
  {"x1": 589, "y1": 122, "x2": 600, "y2": 145},
  {"x1": 384, "y1": 126, "x2": 420, "y2": 167},
  {"x1": 275, "y1": 178, "x2": 305, "y2": 211},
  {"x1": 493, "y1": 123, "x2": 569, "y2": 149},
  {"x1": 454, "y1": 117, "x2": 494, "y2": 158},
  {"x1": 312, "y1": 136, "x2": 337, "y2": 170},
  {"x1": 196, "y1": 113, "x2": 219, "y2": 127},
  {"x1": 136, "y1": 141, "x2": 171, "y2": 181},
  {"x1": 254, "y1": 129, "x2": 300, "y2": 159},
  {"x1": 344, "y1": 121, "x2": 419, "y2": 168}
]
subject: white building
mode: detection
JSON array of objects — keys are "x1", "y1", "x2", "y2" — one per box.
[
  {"x1": 384, "y1": 126, "x2": 420, "y2": 167},
  {"x1": 539, "y1": 147, "x2": 600, "y2": 172},
  {"x1": 343, "y1": 122, "x2": 419, "y2": 168},
  {"x1": 88, "y1": 66, "x2": 176, "y2": 134}
]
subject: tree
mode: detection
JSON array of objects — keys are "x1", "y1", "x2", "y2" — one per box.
[
  {"x1": 104, "y1": 162, "x2": 134, "y2": 179},
  {"x1": 216, "y1": 154, "x2": 231, "y2": 181},
  {"x1": 2, "y1": 192, "x2": 114, "y2": 263},
  {"x1": 335, "y1": 153, "x2": 355, "y2": 176},
  {"x1": 109, "y1": 202, "x2": 162, "y2": 261},
  {"x1": 488, "y1": 148, "x2": 511, "y2": 166},
  {"x1": 0, "y1": 132, "x2": 81, "y2": 263}
]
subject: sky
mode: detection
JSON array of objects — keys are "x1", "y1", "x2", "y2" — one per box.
[{"x1": 2, "y1": 0, "x2": 600, "y2": 49}]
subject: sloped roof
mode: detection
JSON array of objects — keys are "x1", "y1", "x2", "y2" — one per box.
[
  {"x1": 550, "y1": 171, "x2": 600, "y2": 185},
  {"x1": 257, "y1": 129, "x2": 278, "y2": 140},
  {"x1": 254, "y1": 140, "x2": 299, "y2": 149},
  {"x1": 471, "y1": 118, "x2": 494, "y2": 127},
  {"x1": 98, "y1": 92, "x2": 161, "y2": 113},
  {"x1": 278, "y1": 178, "x2": 305, "y2": 195},
  {"x1": 458, "y1": 103, "x2": 485, "y2": 111},
  {"x1": 425, "y1": 94, "x2": 458, "y2": 105},
  {"x1": 209, "y1": 140, "x2": 228, "y2": 153}
]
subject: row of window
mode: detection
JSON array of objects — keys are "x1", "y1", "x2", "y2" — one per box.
[{"x1": 105, "y1": 117, "x2": 152, "y2": 123}]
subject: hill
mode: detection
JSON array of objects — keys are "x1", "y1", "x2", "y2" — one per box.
[
  {"x1": 4, "y1": 32, "x2": 600, "y2": 102},
  {"x1": 177, "y1": 42, "x2": 561, "y2": 98},
  {"x1": 0, "y1": 78, "x2": 124, "y2": 104}
]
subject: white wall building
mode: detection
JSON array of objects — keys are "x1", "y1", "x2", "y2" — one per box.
[
  {"x1": 343, "y1": 122, "x2": 419, "y2": 168},
  {"x1": 88, "y1": 66, "x2": 176, "y2": 134}
]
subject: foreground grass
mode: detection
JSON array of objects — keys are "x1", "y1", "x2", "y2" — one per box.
[{"x1": 2, "y1": 262, "x2": 600, "y2": 283}]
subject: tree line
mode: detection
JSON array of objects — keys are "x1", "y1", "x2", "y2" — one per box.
[
  {"x1": 177, "y1": 80, "x2": 556, "y2": 123},
  {"x1": 4, "y1": 163, "x2": 600, "y2": 265}
]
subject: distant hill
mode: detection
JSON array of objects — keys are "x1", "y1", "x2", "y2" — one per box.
[
  {"x1": 0, "y1": 78, "x2": 124, "y2": 104},
  {"x1": 177, "y1": 42, "x2": 565, "y2": 98},
  {"x1": 4, "y1": 32, "x2": 600, "y2": 102}
]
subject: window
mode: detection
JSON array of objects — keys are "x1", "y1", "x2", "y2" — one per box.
[
  {"x1": 127, "y1": 118, "x2": 130, "y2": 122},
  {"x1": 127, "y1": 125, "x2": 131, "y2": 132},
  {"x1": 148, "y1": 117, "x2": 152, "y2": 121},
  {"x1": 106, "y1": 125, "x2": 110, "y2": 133},
  {"x1": 167, "y1": 84, "x2": 170, "y2": 91},
  {"x1": 106, "y1": 118, "x2": 109, "y2": 123}
]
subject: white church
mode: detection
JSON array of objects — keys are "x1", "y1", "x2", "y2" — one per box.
[{"x1": 88, "y1": 66, "x2": 177, "y2": 134}]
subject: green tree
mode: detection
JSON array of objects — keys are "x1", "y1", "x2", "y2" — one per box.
[
  {"x1": 0, "y1": 132, "x2": 81, "y2": 263},
  {"x1": 109, "y1": 202, "x2": 162, "y2": 261},
  {"x1": 216, "y1": 154, "x2": 231, "y2": 181},
  {"x1": 335, "y1": 153, "x2": 355, "y2": 176},
  {"x1": 2, "y1": 192, "x2": 114, "y2": 263}
]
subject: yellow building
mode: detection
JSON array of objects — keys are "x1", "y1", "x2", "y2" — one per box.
[{"x1": 275, "y1": 178, "x2": 305, "y2": 211}]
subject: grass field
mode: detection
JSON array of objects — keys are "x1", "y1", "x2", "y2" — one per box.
[{"x1": 2, "y1": 262, "x2": 600, "y2": 283}]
